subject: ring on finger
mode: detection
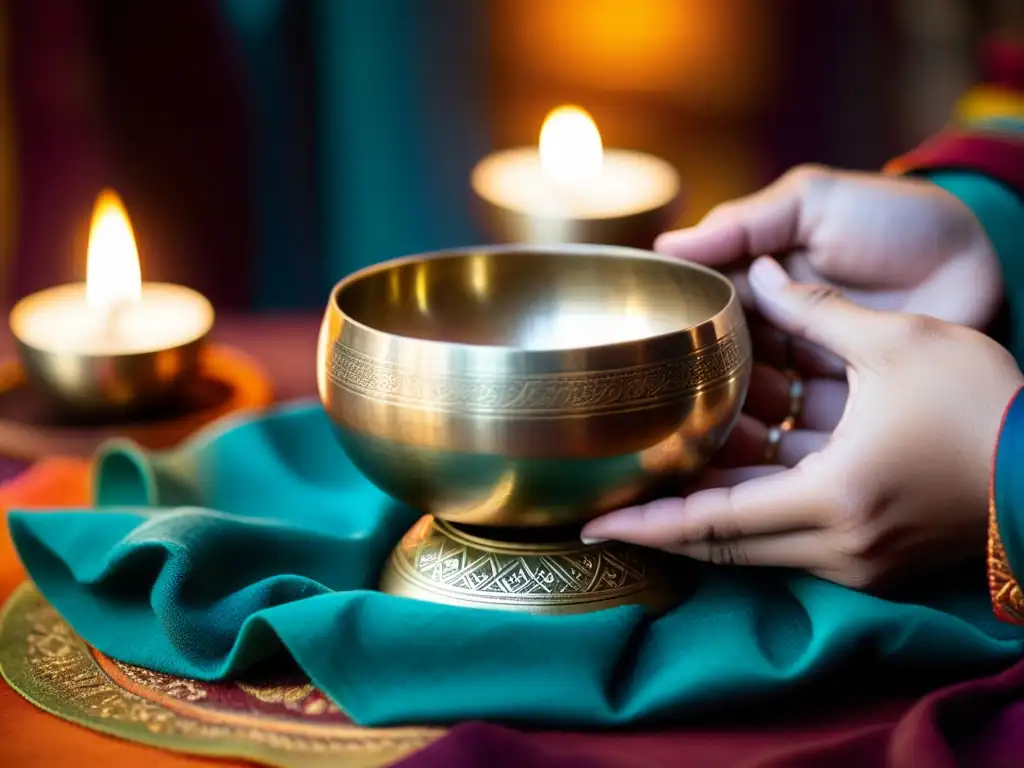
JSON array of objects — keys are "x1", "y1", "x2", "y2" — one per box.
[
  {"x1": 763, "y1": 424, "x2": 785, "y2": 464},
  {"x1": 782, "y1": 369, "x2": 805, "y2": 429}
]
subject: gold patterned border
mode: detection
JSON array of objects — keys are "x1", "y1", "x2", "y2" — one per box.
[
  {"x1": 328, "y1": 329, "x2": 749, "y2": 415},
  {"x1": 0, "y1": 583, "x2": 442, "y2": 768},
  {"x1": 388, "y1": 517, "x2": 656, "y2": 609},
  {"x1": 988, "y1": 498, "x2": 1024, "y2": 624}
]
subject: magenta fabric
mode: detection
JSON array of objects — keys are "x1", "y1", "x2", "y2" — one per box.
[
  {"x1": 394, "y1": 656, "x2": 1024, "y2": 767},
  {"x1": 983, "y1": 38, "x2": 1024, "y2": 91},
  {"x1": 7, "y1": 0, "x2": 108, "y2": 305},
  {"x1": 7, "y1": 0, "x2": 252, "y2": 308},
  {"x1": 0, "y1": 458, "x2": 28, "y2": 484},
  {"x1": 887, "y1": 131, "x2": 1024, "y2": 195}
]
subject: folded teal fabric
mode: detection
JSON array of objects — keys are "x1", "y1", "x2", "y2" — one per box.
[{"x1": 8, "y1": 401, "x2": 1024, "y2": 727}]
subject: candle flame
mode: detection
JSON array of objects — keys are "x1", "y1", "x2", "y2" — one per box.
[
  {"x1": 86, "y1": 189, "x2": 142, "y2": 310},
  {"x1": 539, "y1": 105, "x2": 604, "y2": 187}
]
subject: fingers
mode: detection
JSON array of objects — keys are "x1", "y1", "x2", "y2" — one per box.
[
  {"x1": 744, "y1": 364, "x2": 848, "y2": 430},
  {"x1": 900, "y1": 252, "x2": 1003, "y2": 330},
  {"x1": 728, "y1": 269, "x2": 754, "y2": 308},
  {"x1": 749, "y1": 322, "x2": 846, "y2": 376},
  {"x1": 655, "y1": 166, "x2": 829, "y2": 266},
  {"x1": 582, "y1": 464, "x2": 835, "y2": 544},
  {"x1": 686, "y1": 465, "x2": 785, "y2": 492},
  {"x1": 748, "y1": 257, "x2": 890, "y2": 368},
  {"x1": 713, "y1": 414, "x2": 828, "y2": 469},
  {"x1": 671, "y1": 530, "x2": 833, "y2": 571},
  {"x1": 785, "y1": 254, "x2": 910, "y2": 313}
]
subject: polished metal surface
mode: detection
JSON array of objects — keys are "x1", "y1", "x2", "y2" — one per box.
[
  {"x1": 13, "y1": 334, "x2": 209, "y2": 422},
  {"x1": 318, "y1": 244, "x2": 751, "y2": 528},
  {"x1": 378, "y1": 515, "x2": 684, "y2": 615},
  {"x1": 320, "y1": 244, "x2": 749, "y2": 613},
  {"x1": 474, "y1": 190, "x2": 683, "y2": 250}
]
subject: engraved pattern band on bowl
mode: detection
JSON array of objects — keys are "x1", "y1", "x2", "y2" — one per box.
[{"x1": 329, "y1": 329, "x2": 749, "y2": 416}]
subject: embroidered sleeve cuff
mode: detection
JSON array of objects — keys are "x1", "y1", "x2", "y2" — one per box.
[
  {"x1": 961, "y1": 38, "x2": 1024, "y2": 121},
  {"x1": 924, "y1": 171, "x2": 1024, "y2": 281},
  {"x1": 884, "y1": 131, "x2": 1024, "y2": 195},
  {"x1": 990, "y1": 386, "x2": 1024, "y2": 624}
]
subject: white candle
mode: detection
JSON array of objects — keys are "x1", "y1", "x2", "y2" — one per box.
[
  {"x1": 10, "y1": 282, "x2": 213, "y2": 355},
  {"x1": 471, "y1": 106, "x2": 680, "y2": 220},
  {"x1": 9, "y1": 189, "x2": 214, "y2": 356}
]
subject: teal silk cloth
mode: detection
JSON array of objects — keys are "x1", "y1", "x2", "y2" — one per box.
[{"x1": 8, "y1": 401, "x2": 1024, "y2": 727}]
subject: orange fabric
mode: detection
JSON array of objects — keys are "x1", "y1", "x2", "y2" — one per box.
[{"x1": 0, "y1": 459, "x2": 248, "y2": 767}]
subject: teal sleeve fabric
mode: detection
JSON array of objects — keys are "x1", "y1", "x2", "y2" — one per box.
[
  {"x1": 925, "y1": 171, "x2": 1024, "y2": 360},
  {"x1": 995, "y1": 388, "x2": 1024, "y2": 590},
  {"x1": 7, "y1": 402, "x2": 1024, "y2": 727}
]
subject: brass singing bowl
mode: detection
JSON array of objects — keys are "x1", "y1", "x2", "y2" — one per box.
[{"x1": 318, "y1": 244, "x2": 752, "y2": 529}]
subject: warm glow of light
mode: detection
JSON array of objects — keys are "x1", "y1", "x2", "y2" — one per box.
[
  {"x1": 85, "y1": 189, "x2": 142, "y2": 310},
  {"x1": 539, "y1": 106, "x2": 603, "y2": 187},
  {"x1": 497, "y1": 0, "x2": 773, "y2": 113}
]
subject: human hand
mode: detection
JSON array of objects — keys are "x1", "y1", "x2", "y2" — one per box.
[
  {"x1": 581, "y1": 257, "x2": 1024, "y2": 589},
  {"x1": 657, "y1": 166, "x2": 1004, "y2": 375}
]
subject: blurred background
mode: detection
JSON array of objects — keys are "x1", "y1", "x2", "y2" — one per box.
[{"x1": 0, "y1": 0, "x2": 1019, "y2": 312}]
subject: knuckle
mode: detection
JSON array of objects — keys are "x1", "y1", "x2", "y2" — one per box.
[
  {"x1": 703, "y1": 201, "x2": 738, "y2": 223},
  {"x1": 704, "y1": 541, "x2": 751, "y2": 567},
  {"x1": 839, "y1": 563, "x2": 882, "y2": 591},
  {"x1": 834, "y1": 475, "x2": 882, "y2": 526},
  {"x1": 687, "y1": 521, "x2": 742, "y2": 544},
  {"x1": 799, "y1": 283, "x2": 843, "y2": 309},
  {"x1": 837, "y1": 525, "x2": 880, "y2": 559},
  {"x1": 901, "y1": 313, "x2": 947, "y2": 342},
  {"x1": 786, "y1": 164, "x2": 833, "y2": 194},
  {"x1": 874, "y1": 314, "x2": 947, "y2": 367},
  {"x1": 828, "y1": 476, "x2": 884, "y2": 535}
]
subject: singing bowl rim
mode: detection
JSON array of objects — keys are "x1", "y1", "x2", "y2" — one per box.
[{"x1": 325, "y1": 244, "x2": 742, "y2": 359}]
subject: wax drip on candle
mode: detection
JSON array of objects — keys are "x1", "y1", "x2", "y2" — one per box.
[{"x1": 85, "y1": 189, "x2": 143, "y2": 344}]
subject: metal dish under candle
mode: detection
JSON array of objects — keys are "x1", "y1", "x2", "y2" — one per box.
[{"x1": 9, "y1": 283, "x2": 214, "y2": 422}]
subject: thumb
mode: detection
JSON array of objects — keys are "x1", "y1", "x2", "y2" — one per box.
[
  {"x1": 748, "y1": 256, "x2": 885, "y2": 368},
  {"x1": 655, "y1": 165, "x2": 826, "y2": 266}
]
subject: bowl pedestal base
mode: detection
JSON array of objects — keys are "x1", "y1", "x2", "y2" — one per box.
[{"x1": 378, "y1": 515, "x2": 682, "y2": 615}]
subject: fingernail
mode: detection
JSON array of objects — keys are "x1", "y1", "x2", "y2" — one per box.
[
  {"x1": 581, "y1": 506, "x2": 649, "y2": 543},
  {"x1": 749, "y1": 257, "x2": 789, "y2": 290},
  {"x1": 653, "y1": 230, "x2": 687, "y2": 251}
]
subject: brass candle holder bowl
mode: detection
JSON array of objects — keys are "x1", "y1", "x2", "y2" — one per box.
[
  {"x1": 12, "y1": 336, "x2": 209, "y2": 422},
  {"x1": 9, "y1": 287, "x2": 214, "y2": 423},
  {"x1": 474, "y1": 191, "x2": 682, "y2": 250},
  {"x1": 318, "y1": 244, "x2": 751, "y2": 615}
]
